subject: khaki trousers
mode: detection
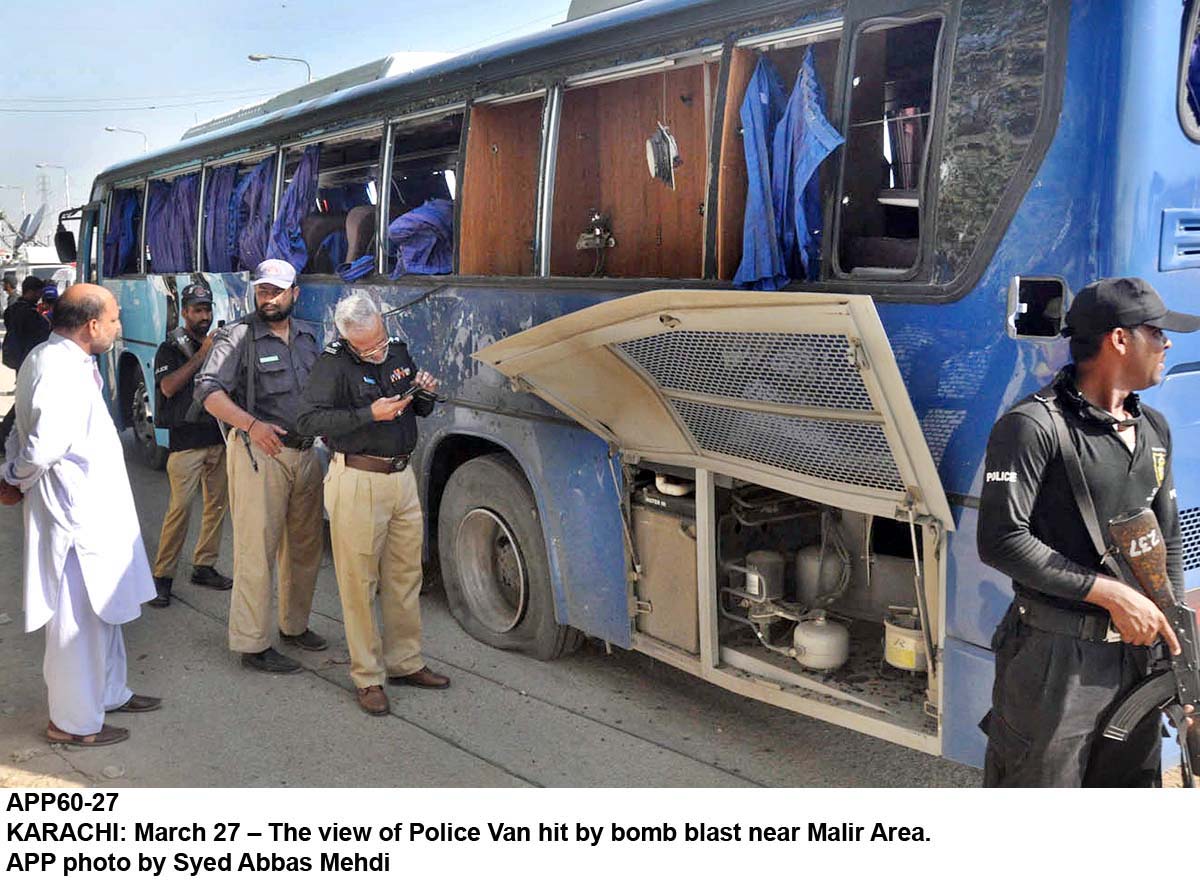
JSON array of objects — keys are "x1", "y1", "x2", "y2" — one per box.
[
  {"x1": 325, "y1": 454, "x2": 425, "y2": 687},
  {"x1": 226, "y1": 432, "x2": 323, "y2": 654},
  {"x1": 152, "y1": 445, "x2": 228, "y2": 578}
]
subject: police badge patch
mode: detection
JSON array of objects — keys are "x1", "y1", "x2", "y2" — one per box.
[{"x1": 1151, "y1": 446, "x2": 1167, "y2": 486}]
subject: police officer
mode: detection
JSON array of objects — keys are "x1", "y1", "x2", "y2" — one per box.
[
  {"x1": 978, "y1": 277, "x2": 1198, "y2": 786},
  {"x1": 195, "y1": 259, "x2": 327, "y2": 674},
  {"x1": 297, "y1": 292, "x2": 448, "y2": 716},
  {"x1": 148, "y1": 282, "x2": 232, "y2": 608}
]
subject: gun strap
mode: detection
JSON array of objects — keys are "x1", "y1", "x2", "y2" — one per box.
[
  {"x1": 1035, "y1": 385, "x2": 1122, "y2": 579},
  {"x1": 244, "y1": 318, "x2": 256, "y2": 419}
]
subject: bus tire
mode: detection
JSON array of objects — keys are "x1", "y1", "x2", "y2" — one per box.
[
  {"x1": 437, "y1": 453, "x2": 583, "y2": 661},
  {"x1": 129, "y1": 371, "x2": 167, "y2": 471}
]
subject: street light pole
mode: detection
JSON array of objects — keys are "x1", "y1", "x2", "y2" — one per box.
[
  {"x1": 35, "y1": 163, "x2": 71, "y2": 211},
  {"x1": 104, "y1": 126, "x2": 150, "y2": 152},
  {"x1": 247, "y1": 53, "x2": 313, "y2": 83}
]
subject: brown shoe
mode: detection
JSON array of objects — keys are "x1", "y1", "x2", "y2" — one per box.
[
  {"x1": 356, "y1": 686, "x2": 389, "y2": 716},
  {"x1": 389, "y1": 666, "x2": 450, "y2": 689},
  {"x1": 45, "y1": 721, "x2": 129, "y2": 747},
  {"x1": 109, "y1": 694, "x2": 162, "y2": 714}
]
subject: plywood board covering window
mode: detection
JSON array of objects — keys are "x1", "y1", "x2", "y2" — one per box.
[
  {"x1": 552, "y1": 66, "x2": 708, "y2": 279},
  {"x1": 459, "y1": 99, "x2": 544, "y2": 276}
]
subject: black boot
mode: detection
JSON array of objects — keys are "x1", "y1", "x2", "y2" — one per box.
[{"x1": 148, "y1": 576, "x2": 172, "y2": 608}]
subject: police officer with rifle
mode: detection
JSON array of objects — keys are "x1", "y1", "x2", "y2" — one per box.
[{"x1": 978, "y1": 277, "x2": 1197, "y2": 787}]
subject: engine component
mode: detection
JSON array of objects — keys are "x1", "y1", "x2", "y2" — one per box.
[
  {"x1": 744, "y1": 550, "x2": 785, "y2": 602},
  {"x1": 794, "y1": 511, "x2": 851, "y2": 608},
  {"x1": 792, "y1": 611, "x2": 850, "y2": 671},
  {"x1": 883, "y1": 607, "x2": 928, "y2": 672}
]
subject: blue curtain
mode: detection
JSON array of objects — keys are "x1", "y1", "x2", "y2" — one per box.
[
  {"x1": 202, "y1": 165, "x2": 239, "y2": 272},
  {"x1": 103, "y1": 189, "x2": 140, "y2": 277},
  {"x1": 144, "y1": 174, "x2": 199, "y2": 273},
  {"x1": 388, "y1": 198, "x2": 453, "y2": 277},
  {"x1": 267, "y1": 145, "x2": 320, "y2": 274},
  {"x1": 235, "y1": 154, "x2": 277, "y2": 272},
  {"x1": 733, "y1": 57, "x2": 788, "y2": 291},
  {"x1": 771, "y1": 48, "x2": 843, "y2": 281}
]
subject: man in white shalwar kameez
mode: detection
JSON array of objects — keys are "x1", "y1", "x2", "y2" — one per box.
[{"x1": 1, "y1": 284, "x2": 161, "y2": 747}]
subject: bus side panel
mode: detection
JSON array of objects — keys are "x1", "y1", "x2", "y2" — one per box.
[{"x1": 941, "y1": 636, "x2": 994, "y2": 767}]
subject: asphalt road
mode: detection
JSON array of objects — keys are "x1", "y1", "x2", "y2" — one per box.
[{"x1": 0, "y1": 356, "x2": 981, "y2": 788}]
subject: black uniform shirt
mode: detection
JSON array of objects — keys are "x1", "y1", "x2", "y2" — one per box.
[
  {"x1": 977, "y1": 366, "x2": 1184, "y2": 611},
  {"x1": 2, "y1": 298, "x2": 50, "y2": 368},
  {"x1": 297, "y1": 337, "x2": 435, "y2": 456},
  {"x1": 153, "y1": 337, "x2": 224, "y2": 452},
  {"x1": 194, "y1": 315, "x2": 321, "y2": 435}
]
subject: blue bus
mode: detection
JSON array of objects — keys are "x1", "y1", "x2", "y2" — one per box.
[{"x1": 66, "y1": 0, "x2": 1200, "y2": 771}]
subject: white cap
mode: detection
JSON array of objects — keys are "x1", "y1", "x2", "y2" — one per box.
[{"x1": 252, "y1": 258, "x2": 297, "y2": 289}]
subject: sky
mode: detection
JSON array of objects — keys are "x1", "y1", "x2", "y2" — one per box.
[{"x1": 0, "y1": 0, "x2": 574, "y2": 239}]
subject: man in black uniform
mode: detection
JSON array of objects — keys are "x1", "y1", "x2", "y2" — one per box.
[
  {"x1": 147, "y1": 283, "x2": 232, "y2": 608},
  {"x1": 1, "y1": 276, "x2": 51, "y2": 448},
  {"x1": 978, "y1": 277, "x2": 1197, "y2": 786},
  {"x1": 298, "y1": 292, "x2": 449, "y2": 716},
  {"x1": 195, "y1": 259, "x2": 327, "y2": 674}
]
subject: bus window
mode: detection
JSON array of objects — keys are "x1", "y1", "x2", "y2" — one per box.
[
  {"x1": 459, "y1": 97, "x2": 544, "y2": 276},
  {"x1": 1181, "y1": 0, "x2": 1200, "y2": 138},
  {"x1": 103, "y1": 187, "x2": 143, "y2": 277},
  {"x1": 278, "y1": 132, "x2": 383, "y2": 277},
  {"x1": 715, "y1": 34, "x2": 842, "y2": 284},
  {"x1": 144, "y1": 172, "x2": 201, "y2": 274},
  {"x1": 201, "y1": 153, "x2": 277, "y2": 273},
  {"x1": 386, "y1": 113, "x2": 462, "y2": 277},
  {"x1": 552, "y1": 62, "x2": 711, "y2": 279},
  {"x1": 836, "y1": 17, "x2": 942, "y2": 275}
]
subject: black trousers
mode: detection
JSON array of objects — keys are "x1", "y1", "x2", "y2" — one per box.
[{"x1": 982, "y1": 603, "x2": 1162, "y2": 787}]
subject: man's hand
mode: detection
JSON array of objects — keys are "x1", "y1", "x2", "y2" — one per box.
[
  {"x1": 198, "y1": 334, "x2": 215, "y2": 359},
  {"x1": 1085, "y1": 576, "x2": 1182, "y2": 654},
  {"x1": 0, "y1": 480, "x2": 22, "y2": 506},
  {"x1": 413, "y1": 369, "x2": 439, "y2": 393},
  {"x1": 248, "y1": 420, "x2": 287, "y2": 456},
  {"x1": 370, "y1": 395, "x2": 412, "y2": 422}
]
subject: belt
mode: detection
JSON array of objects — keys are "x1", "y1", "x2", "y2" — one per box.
[
  {"x1": 281, "y1": 435, "x2": 314, "y2": 450},
  {"x1": 1016, "y1": 596, "x2": 1121, "y2": 643},
  {"x1": 344, "y1": 453, "x2": 410, "y2": 474}
]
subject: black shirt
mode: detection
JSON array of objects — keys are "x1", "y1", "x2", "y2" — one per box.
[
  {"x1": 153, "y1": 336, "x2": 225, "y2": 452},
  {"x1": 194, "y1": 315, "x2": 321, "y2": 435},
  {"x1": 2, "y1": 298, "x2": 50, "y2": 369},
  {"x1": 297, "y1": 337, "x2": 435, "y2": 456},
  {"x1": 977, "y1": 366, "x2": 1184, "y2": 612}
]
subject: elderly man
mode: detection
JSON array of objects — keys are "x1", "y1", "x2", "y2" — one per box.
[
  {"x1": 1, "y1": 285, "x2": 160, "y2": 747},
  {"x1": 195, "y1": 259, "x2": 326, "y2": 674},
  {"x1": 298, "y1": 292, "x2": 448, "y2": 716}
]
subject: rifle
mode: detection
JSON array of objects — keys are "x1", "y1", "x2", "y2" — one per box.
[{"x1": 1103, "y1": 508, "x2": 1200, "y2": 787}]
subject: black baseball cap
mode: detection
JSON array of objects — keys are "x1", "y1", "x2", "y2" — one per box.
[
  {"x1": 1062, "y1": 276, "x2": 1200, "y2": 338},
  {"x1": 180, "y1": 282, "x2": 213, "y2": 307}
]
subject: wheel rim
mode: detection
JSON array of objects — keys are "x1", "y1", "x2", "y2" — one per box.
[
  {"x1": 455, "y1": 507, "x2": 528, "y2": 633},
  {"x1": 131, "y1": 377, "x2": 156, "y2": 452}
]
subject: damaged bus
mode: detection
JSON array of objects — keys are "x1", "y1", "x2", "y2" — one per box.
[{"x1": 66, "y1": 0, "x2": 1200, "y2": 770}]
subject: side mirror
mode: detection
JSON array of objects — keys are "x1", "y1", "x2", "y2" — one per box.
[{"x1": 54, "y1": 223, "x2": 77, "y2": 264}]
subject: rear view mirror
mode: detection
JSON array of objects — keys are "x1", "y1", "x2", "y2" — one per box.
[{"x1": 54, "y1": 223, "x2": 77, "y2": 264}]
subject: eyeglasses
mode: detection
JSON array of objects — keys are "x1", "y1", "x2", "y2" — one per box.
[{"x1": 349, "y1": 337, "x2": 389, "y2": 361}]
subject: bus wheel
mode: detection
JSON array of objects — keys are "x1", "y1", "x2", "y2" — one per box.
[
  {"x1": 129, "y1": 373, "x2": 167, "y2": 471},
  {"x1": 438, "y1": 454, "x2": 582, "y2": 660}
]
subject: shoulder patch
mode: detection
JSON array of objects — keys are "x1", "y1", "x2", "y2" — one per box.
[{"x1": 324, "y1": 339, "x2": 345, "y2": 355}]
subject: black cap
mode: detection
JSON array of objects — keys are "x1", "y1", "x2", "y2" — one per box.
[
  {"x1": 1062, "y1": 277, "x2": 1200, "y2": 338},
  {"x1": 180, "y1": 282, "x2": 213, "y2": 307}
]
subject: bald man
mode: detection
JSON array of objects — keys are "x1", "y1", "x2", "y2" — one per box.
[{"x1": 1, "y1": 285, "x2": 160, "y2": 747}]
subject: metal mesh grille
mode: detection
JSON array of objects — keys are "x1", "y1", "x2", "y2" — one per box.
[
  {"x1": 669, "y1": 398, "x2": 905, "y2": 493},
  {"x1": 617, "y1": 331, "x2": 874, "y2": 412},
  {"x1": 1182, "y1": 507, "x2": 1200, "y2": 573}
]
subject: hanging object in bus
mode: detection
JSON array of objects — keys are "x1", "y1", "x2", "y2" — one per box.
[
  {"x1": 575, "y1": 209, "x2": 616, "y2": 276},
  {"x1": 645, "y1": 122, "x2": 681, "y2": 189}
]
